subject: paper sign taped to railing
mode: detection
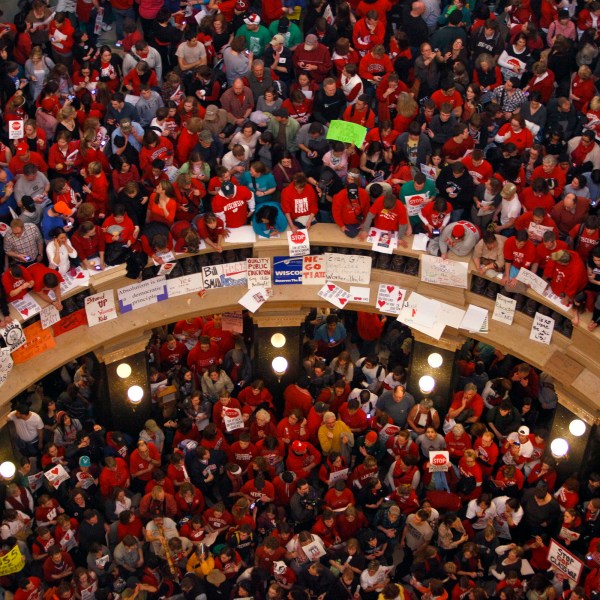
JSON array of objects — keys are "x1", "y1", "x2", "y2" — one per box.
[
  {"x1": 0, "y1": 321, "x2": 26, "y2": 352},
  {"x1": 421, "y1": 255, "x2": 468, "y2": 288},
  {"x1": 515, "y1": 268, "x2": 547, "y2": 295},
  {"x1": 247, "y1": 258, "x2": 272, "y2": 289},
  {"x1": 302, "y1": 255, "x2": 326, "y2": 285},
  {"x1": 166, "y1": 273, "x2": 204, "y2": 298},
  {"x1": 325, "y1": 253, "x2": 371, "y2": 285},
  {"x1": 86, "y1": 291, "x2": 118, "y2": 326},
  {"x1": 202, "y1": 262, "x2": 248, "y2": 289},
  {"x1": 492, "y1": 294, "x2": 517, "y2": 325},
  {"x1": 0, "y1": 348, "x2": 13, "y2": 387},
  {"x1": 118, "y1": 276, "x2": 168, "y2": 313},
  {"x1": 530, "y1": 312, "x2": 554, "y2": 345}
]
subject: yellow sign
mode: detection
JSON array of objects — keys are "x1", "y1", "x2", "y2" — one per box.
[{"x1": 0, "y1": 545, "x2": 25, "y2": 576}]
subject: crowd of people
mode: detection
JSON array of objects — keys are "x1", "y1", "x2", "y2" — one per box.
[
  {"x1": 2, "y1": 306, "x2": 600, "y2": 600},
  {"x1": 1, "y1": 0, "x2": 600, "y2": 598}
]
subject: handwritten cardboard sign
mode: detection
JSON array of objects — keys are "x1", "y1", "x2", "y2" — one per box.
[
  {"x1": 530, "y1": 312, "x2": 554, "y2": 345},
  {"x1": 325, "y1": 253, "x2": 371, "y2": 285},
  {"x1": 492, "y1": 294, "x2": 517, "y2": 325},
  {"x1": 86, "y1": 291, "x2": 118, "y2": 327},
  {"x1": 421, "y1": 255, "x2": 468, "y2": 288}
]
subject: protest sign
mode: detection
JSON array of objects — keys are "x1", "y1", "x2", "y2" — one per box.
[
  {"x1": 460, "y1": 305, "x2": 489, "y2": 332},
  {"x1": 11, "y1": 294, "x2": 42, "y2": 320},
  {"x1": 273, "y1": 256, "x2": 302, "y2": 285},
  {"x1": 0, "y1": 545, "x2": 24, "y2": 576},
  {"x1": 247, "y1": 258, "x2": 272, "y2": 290},
  {"x1": 515, "y1": 268, "x2": 547, "y2": 295},
  {"x1": 376, "y1": 284, "x2": 406, "y2": 314},
  {"x1": 12, "y1": 321, "x2": 55, "y2": 364},
  {"x1": 325, "y1": 253, "x2": 371, "y2": 285},
  {"x1": 318, "y1": 282, "x2": 351, "y2": 309},
  {"x1": 40, "y1": 305, "x2": 61, "y2": 330},
  {"x1": 349, "y1": 286, "x2": 370, "y2": 303},
  {"x1": 287, "y1": 229, "x2": 310, "y2": 257},
  {"x1": 202, "y1": 262, "x2": 248, "y2": 289},
  {"x1": 421, "y1": 255, "x2": 468, "y2": 288},
  {"x1": 223, "y1": 408, "x2": 245, "y2": 432},
  {"x1": 492, "y1": 294, "x2": 517, "y2": 325},
  {"x1": 166, "y1": 274, "x2": 204, "y2": 298},
  {"x1": 404, "y1": 192, "x2": 431, "y2": 217},
  {"x1": 326, "y1": 120, "x2": 367, "y2": 147},
  {"x1": 44, "y1": 464, "x2": 70, "y2": 489},
  {"x1": 238, "y1": 287, "x2": 269, "y2": 313},
  {"x1": 86, "y1": 291, "x2": 118, "y2": 327},
  {"x1": 0, "y1": 348, "x2": 13, "y2": 387},
  {"x1": 302, "y1": 255, "x2": 326, "y2": 285},
  {"x1": 8, "y1": 120, "x2": 24, "y2": 140},
  {"x1": 547, "y1": 540, "x2": 584, "y2": 583},
  {"x1": 0, "y1": 321, "x2": 26, "y2": 352},
  {"x1": 371, "y1": 230, "x2": 398, "y2": 254},
  {"x1": 429, "y1": 451, "x2": 450, "y2": 472},
  {"x1": 118, "y1": 277, "x2": 168, "y2": 313},
  {"x1": 530, "y1": 312, "x2": 554, "y2": 344}
]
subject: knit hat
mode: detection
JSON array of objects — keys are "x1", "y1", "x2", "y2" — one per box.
[
  {"x1": 235, "y1": 0, "x2": 249, "y2": 9},
  {"x1": 452, "y1": 224, "x2": 465, "y2": 238},
  {"x1": 365, "y1": 431, "x2": 378, "y2": 443}
]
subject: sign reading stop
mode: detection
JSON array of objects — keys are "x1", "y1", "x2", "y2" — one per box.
[
  {"x1": 428, "y1": 450, "x2": 450, "y2": 472},
  {"x1": 8, "y1": 120, "x2": 24, "y2": 140}
]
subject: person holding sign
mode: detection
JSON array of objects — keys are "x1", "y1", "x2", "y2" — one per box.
[
  {"x1": 281, "y1": 173, "x2": 318, "y2": 233},
  {"x1": 358, "y1": 186, "x2": 411, "y2": 247},
  {"x1": 332, "y1": 182, "x2": 370, "y2": 237},
  {"x1": 543, "y1": 249, "x2": 588, "y2": 306}
]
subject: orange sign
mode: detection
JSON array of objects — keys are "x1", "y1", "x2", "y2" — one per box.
[{"x1": 12, "y1": 321, "x2": 56, "y2": 364}]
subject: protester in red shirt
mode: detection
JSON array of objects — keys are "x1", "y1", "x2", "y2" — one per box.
[
  {"x1": 212, "y1": 181, "x2": 255, "y2": 229},
  {"x1": 280, "y1": 174, "x2": 318, "y2": 232},
  {"x1": 359, "y1": 187, "x2": 411, "y2": 246},
  {"x1": 543, "y1": 249, "x2": 588, "y2": 304}
]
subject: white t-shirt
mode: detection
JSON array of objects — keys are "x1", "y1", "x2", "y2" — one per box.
[
  {"x1": 7, "y1": 411, "x2": 44, "y2": 442},
  {"x1": 466, "y1": 499, "x2": 498, "y2": 529},
  {"x1": 500, "y1": 197, "x2": 522, "y2": 225},
  {"x1": 493, "y1": 496, "x2": 524, "y2": 539}
]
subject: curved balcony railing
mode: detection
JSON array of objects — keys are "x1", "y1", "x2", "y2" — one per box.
[{"x1": 2, "y1": 225, "x2": 598, "y2": 424}]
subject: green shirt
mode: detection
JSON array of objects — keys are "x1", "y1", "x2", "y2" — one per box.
[
  {"x1": 236, "y1": 24, "x2": 272, "y2": 57},
  {"x1": 400, "y1": 179, "x2": 437, "y2": 226},
  {"x1": 268, "y1": 21, "x2": 304, "y2": 48}
]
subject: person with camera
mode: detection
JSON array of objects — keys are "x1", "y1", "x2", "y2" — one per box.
[{"x1": 290, "y1": 478, "x2": 320, "y2": 531}]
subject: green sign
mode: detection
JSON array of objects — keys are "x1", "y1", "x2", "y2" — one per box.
[{"x1": 326, "y1": 120, "x2": 367, "y2": 147}]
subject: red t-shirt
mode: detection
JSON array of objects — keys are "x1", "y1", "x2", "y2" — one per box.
[
  {"x1": 280, "y1": 183, "x2": 318, "y2": 221},
  {"x1": 369, "y1": 196, "x2": 409, "y2": 231},
  {"x1": 211, "y1": 185, "x2": 253, "y2": 228},
  {"x1": 503, "y1": 236, "x2": 537, "y2": 269}
]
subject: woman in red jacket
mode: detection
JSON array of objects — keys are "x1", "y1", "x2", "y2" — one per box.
[
  {"x1": 48, "y1": 132, "x2": 82, "y2": 179},
  {"x1": 49, "y1": 13, "x2": 74, "y2": 68},
  {"x1": 82, "y1": 161, "x2": 110, "y2": 219},
  {"x1": 139, "y1": 130, "x2": 175, "y2": 173},
  {"x1": 570, "y1": 65, "x2": 596, "y2": 112},
  {"x1": 524, "y1": 62, "x2": 556, "y2": 104},
  {"x1": 79, "y1": 128, "x2": 111, "y2": 173}
]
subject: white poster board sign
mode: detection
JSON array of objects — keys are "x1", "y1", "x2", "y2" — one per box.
[
  {"x1": 40, "y1": 305, "x2": 61, "y2": 330},
  {"x1": 85, "y1": 291, "x2": 118, "y2": 326},
  {"x1": 547, "y1": 539, "x2": 584, "y2": 583},
  {"x1": 421, "y1": 255, "x2": 468, "y2": 288},
  {"x1": 166, "y1": 273, "x2": 204, "y2": 298},
  {"x1": 247, "y1": 258, "x2": 272, "y2": 290},
  {"x1": 11, "y1": 294, "x2": 42, "y2": 321},
  {"x1": 8, "y1": 120, "x2": 24, "y2": 140},
  {"x1": 530, "y1": 312, "x2": 554, "y2": 345},
  {"x1": 0, "y1": 348, "x2": 13, "y2": 387},
  {"x1": 287, "y1": 229, "x2": 310, "y2": 257},
  {"x1": 302, "y1": 255, "x2": 326, "y2": 285},
  {"x1": 118, "y1": 276, "x2": 168, "y2": 313},
  {"x1": 238, "y1": 287, "x2": 268, "y2": 313},
  {"x1": 492, "y1": 294, "x2": 517, "y2": 325},
  {"x1": 515, "y1": 268, "x2": 547, "y2": 295},
  {"x1": 0, "y1": 322, "x2": 26, "y2": 352},
  {"x1": 325, "y1": 253, "x2": 371, "y2": 285},
  {"x1": 428, "y1": 450, "x2": 450, "y2": 472}
]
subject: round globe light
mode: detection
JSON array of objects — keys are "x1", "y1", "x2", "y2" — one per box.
[
  {"x1": 569, "y1": 419, "x2": 586, "y2": 437},
  {"x1": 0, "y1": 461, "x2": 16, "y2": 479},
  {"x1": 272, "y1": 356, "x2": 288, "y2": 376},
  {"x1": 427, "y1": 353, "x2": 443, "y2": 368},
  {"x1": 271, "y1": 333, "x2": 286, "y2": 348},
  {"x1": 550, "y1": 438, "x2": 569, "y2": 458},
  {"x1": 116, "y1": 363, "x2": 132, "y2": 378},
  {"x1": 127, "y1": 385, "x2": 144, "y2": 404},
  {"x1": 419, "y1": 375, "x2": 435, "y2": 394}
]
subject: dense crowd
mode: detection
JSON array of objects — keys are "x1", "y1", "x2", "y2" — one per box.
[
  {"x1": 3, "y1": 310, "x2": 600, "y2": 600},
  {"x1": 1, "y1": 0, "x2": 600, "y2": 599}
]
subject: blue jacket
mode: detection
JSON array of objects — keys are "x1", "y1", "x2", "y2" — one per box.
[{"x1": 251, "y1": 201, "x2": 288, "y2": 238}]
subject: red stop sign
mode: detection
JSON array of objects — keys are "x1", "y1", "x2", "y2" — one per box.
[
  {"x1": 291, "y1": 231, "x2": 306, "y2": 244},
  {"x1": 431, "y1": 454, "x2": 447, "y2": 466}
]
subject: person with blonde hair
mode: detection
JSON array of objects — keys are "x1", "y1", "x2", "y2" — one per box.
[
  {"x1": 570, "y1": 65, "x2": 596, "y2": 111},
  {"x1": 394, "y1": 92, "x2": 419, "y2": 134},
  {"x1": 25, "y1": 46, "x2": 55, "y2": 101}
]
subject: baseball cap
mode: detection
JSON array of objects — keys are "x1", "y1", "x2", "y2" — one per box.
[
  {"x1": 291, "y1": 440, "x2": 306, "y2": 453},
  {"x1": 235, "y1": 0, "x2": 249, "y2": 10},
  {"x1": 270, "y1": 34, "x2": 285, "y2": 45},
  {"x1": 305, "y1": 34, "x2": 318, "y2": 46},
  {"x1": 53, "y1": 201, "x2": 71, "y2": 216},
  {"x1": 79, "y1": 456, "x2": 91, "y2": 467},
  {"x1": 551, "y1": 250, "x2": 571, "y2": 264},
  {"x1": 204, "y1": 106, "x2": 218, "y2": 121},
  {"x1": 518, "y1": 426, "x2": 530, "y2": 436},
  {"x1": 221, "y1": 181, "x2": 235, "y2": 197},
  {"x1": 501, "y1": 182, "x2": 517, "y2": 198},
  {"x1": 273, "y1": 107, "x2": 289, "y2": 118},
  {"x1": 452, "y1": 224, "x2": 465, "y2": 238},
  {"x1": 199, "y1": 130, "x2": 212, "y2": 142},
  {"x1": 348, "y1": 184, "x2": 359, "y2": 200},
  {"x1": 244, "y1": 13, "x2": 260, "y2": 25},
  {"x1": 206, "y1": 570, "x2": 226, "y2": 586},
  {"x1": 278, "y1": 17, "x2": 290, "y2": 32},
  {"x1": 145, "y1": 419, "x2": 160, "y2": 432},
  {"x1": 365, "y1": 431, "x2": 378, "y2": 443},
  {"x1": 16, "y1": 142, "x2": 28, "y2": 156}
]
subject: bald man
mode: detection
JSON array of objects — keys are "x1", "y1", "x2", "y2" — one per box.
[{"x1": 403, "y1": 1, "x2": 431, "y2": 48}]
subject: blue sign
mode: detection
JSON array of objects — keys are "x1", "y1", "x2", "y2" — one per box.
[{"x1": 273, "y1": 256, "x2": 302, "y2": 285}]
